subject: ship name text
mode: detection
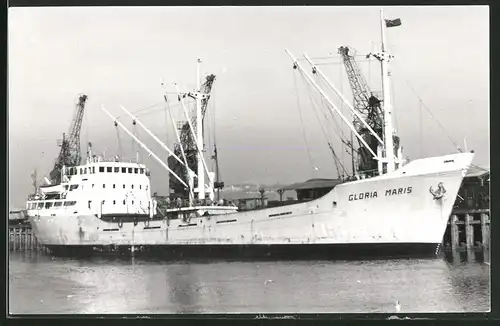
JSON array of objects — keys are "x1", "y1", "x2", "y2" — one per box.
[{"x1": 348, "y1": 187, "x2": 412, "y2": 201}]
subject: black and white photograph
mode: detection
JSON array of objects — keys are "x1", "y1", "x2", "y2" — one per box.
[{"x1": 8, "y1": 5, "x2": 490, "y2": 315}]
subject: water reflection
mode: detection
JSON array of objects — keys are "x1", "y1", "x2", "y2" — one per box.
[{"x1": 9, "y1": 252, "x2": 490, "y2": 314}]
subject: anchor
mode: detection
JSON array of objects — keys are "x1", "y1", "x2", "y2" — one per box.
[{"x1": 429, "y1": 182, "x2": 446, "y2": 200}]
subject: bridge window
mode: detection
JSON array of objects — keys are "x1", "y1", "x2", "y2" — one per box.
[
  {"x1": 134, "y1": 168, "x2": 138, "y2": 174},
  {"x1": 123, "y1": 184, "x2": 125, "y2": 189},
  {"x1": 114, "y1": 167, "x2": 119, "y2": 173},
  {"x1": 37, "y1": 202, "x2": 44, "y2": 209},
  {"x1": 113, "y1": 200, "x2": 116, "y2": 205},
  {"x1": 107, "y1": 167, "x2": 112, "y2": 173},
  {"x1": 70, "y1": 185, "x2": 79, "y2": 191},
  {"x1": 54, "y1": 201, "x2": 62, "y2": 208},
  {"x1": 92, "y1": 184, "x2": 94, "y2": 188},
  {"x1": 92, "y1": 167, "x2": 95, "y2": 174},
  {"x1": 140, "y1": 168, "x2": 144, "y2": 174},
  {"x1": 139, "y1": 185, "x2": 142, "y2": 190},
  {"x1": 80, "y1": 168, "x2": 84, "y2": 174},
  {"x1": 123, "y1": 200, "x2": 126, "y2": 205},
  {"x1": 99, "y1": 167, "x2": 105, "y2": 173},
  {"x1": 84, "y1": 168, "x2": 87, "y2": 174},
  {"x1": 131, "y1": 185, "x2": 134, "y2": 189},
  {"x1": 132, "y1": 200, "x2": 134, "y2": 205},
  {"x1": 103, "y1": 184, "x2": 106, "y2": 188},
  {"x1": 128, "y1": 168, "x2": 133, "y2": 173},
  {"x1": 102, "y1": 200, "x2": 105, "y2": 205},
  {"x1": 45, "y1": 202, "x2": 53, "y2": 209},
  {"x1": 64, "y1": 201, "x2": 77, "y2": 207},
  {"x1": 113, "y1": 184, "x2": 116, "y2": 189},
  {"x1": 88, "y1": 200, "x2": 92, "y2": 209},
  {"x1": 122, "y1": 167, "x2": 126, "y2": 173}
]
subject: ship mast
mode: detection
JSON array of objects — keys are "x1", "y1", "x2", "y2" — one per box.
[{"x1": 379, "y1": 8, "x2": 396, "y2": 173}]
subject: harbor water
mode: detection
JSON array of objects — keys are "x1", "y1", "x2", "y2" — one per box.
[{"x1": 9, "y1": 250, "x2": 490, "y2": 314}]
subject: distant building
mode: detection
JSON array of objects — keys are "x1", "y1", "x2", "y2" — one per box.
[
  {"x1": 277, "y1": 178, "x2": 343, "y2": 202},
  {"x1": 234, "y1": 197, "x2": 268, "y2": 211}
]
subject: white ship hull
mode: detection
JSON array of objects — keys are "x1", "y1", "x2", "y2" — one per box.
[{"x1": 27, "y1": 153, "x2": 473, "y2": 259}]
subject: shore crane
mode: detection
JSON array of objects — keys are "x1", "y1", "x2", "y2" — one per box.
[
  {"x1": 338, "y1": 46, "x2": 399, "y2": 175},
  {"x1": 48, "y1": 94, "x2": 88, "y2": 184}
]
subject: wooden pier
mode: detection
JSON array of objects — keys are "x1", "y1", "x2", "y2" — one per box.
[
  {"x1": 442, "y1": 208, "x2": 490, "y2": 251},
  {"x1": 9, "y1": 225, "x2": 48, "y2": 253}
]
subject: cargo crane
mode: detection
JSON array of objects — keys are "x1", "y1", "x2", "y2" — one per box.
[
  {"x1": 49, "y1": 94, "x2": 88, "y2": 184},
  {"x1": 168, "y1": 74, "x2": 223, "y2": 198},
  {"x1": 338, "y1": 46, "x2": 399, "y2": 175}
]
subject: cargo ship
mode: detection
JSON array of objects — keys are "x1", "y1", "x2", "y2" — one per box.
[{"x1": 26, "y1": 9, "x2": 474, "y2": 259}]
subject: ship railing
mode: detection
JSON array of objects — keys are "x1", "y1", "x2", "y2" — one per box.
[
  {"x1": 156, "y1": 198, "x2": 236, "y2": 210},
  {"x1": 341, "y1": 169, "x2": 379, "y2": 182},
  {"x1": 90, "y1": 158, "x2": 145, "y2": 164}
]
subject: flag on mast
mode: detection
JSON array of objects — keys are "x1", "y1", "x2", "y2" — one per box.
[{"x1": 385, "y1": 18, "x2": 402, "y2": 27}]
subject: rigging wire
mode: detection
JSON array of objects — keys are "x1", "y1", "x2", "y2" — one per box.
[
  {"x1": 339, "y1": 57, "x2": 352, "y2": 175},
  {"x1": 298, "y1": 68, "x2": 349, "y2": 177},
  {"x1": 390, "y1": 73, "x2": 399, "y2": 133},
  {"x1": 317, "y1": 90, "x2": 350, "y2": 153},
  {"x1": 315, "y1": 78, "x2": 359, "y2": 162},
  {"x1": 307, "y1": 79, "x2": 348, "y2": 178},
  {"x1": 292, "y1": 70, "x2": 316, "y2": 175},
  {"x1": 400, "y1": 76, "x2": 463, "y2": 153}
]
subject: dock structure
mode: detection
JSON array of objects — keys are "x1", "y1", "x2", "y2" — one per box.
[
  {"x1": 9, "y1": 224, "x2": 48, "y2": 253},
  {"x1": 443, "y1": 164, "x2": 490, "y2": 252},
  {"x1": 443, "y1": 208, "x2": 490, "y2": 252}
]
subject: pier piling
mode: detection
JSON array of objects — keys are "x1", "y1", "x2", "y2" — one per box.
[
  {"x1": 445, "y1": 209, "x2": 490, "y2": 252},
  {"x1": 481, "y1": 213, "x2": 490, "y2": 249},
  {"x1": 451, "y1": 215, "x2": 459, "y2": 250},
  {"x1": 9, "y1": 225, "x2": 46, "y2": 253},
  {"x1": 465, "y1": 214, "x2": 474, "y2": 249}
]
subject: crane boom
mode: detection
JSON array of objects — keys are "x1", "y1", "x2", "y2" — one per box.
[
  {"x1": 49, "y1": 94, "x2": 88, "y2": 184},
  {"x1": 338, "y1": 46, "x2": 383, "y2": 132},
  {"x1": 338, "y1": 46, "x2": 384, "y2": 175}
]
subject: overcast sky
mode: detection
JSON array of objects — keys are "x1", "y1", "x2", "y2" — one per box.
[{"x1": 8, "y1": 6, "x2": 489, "y2": 208}]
